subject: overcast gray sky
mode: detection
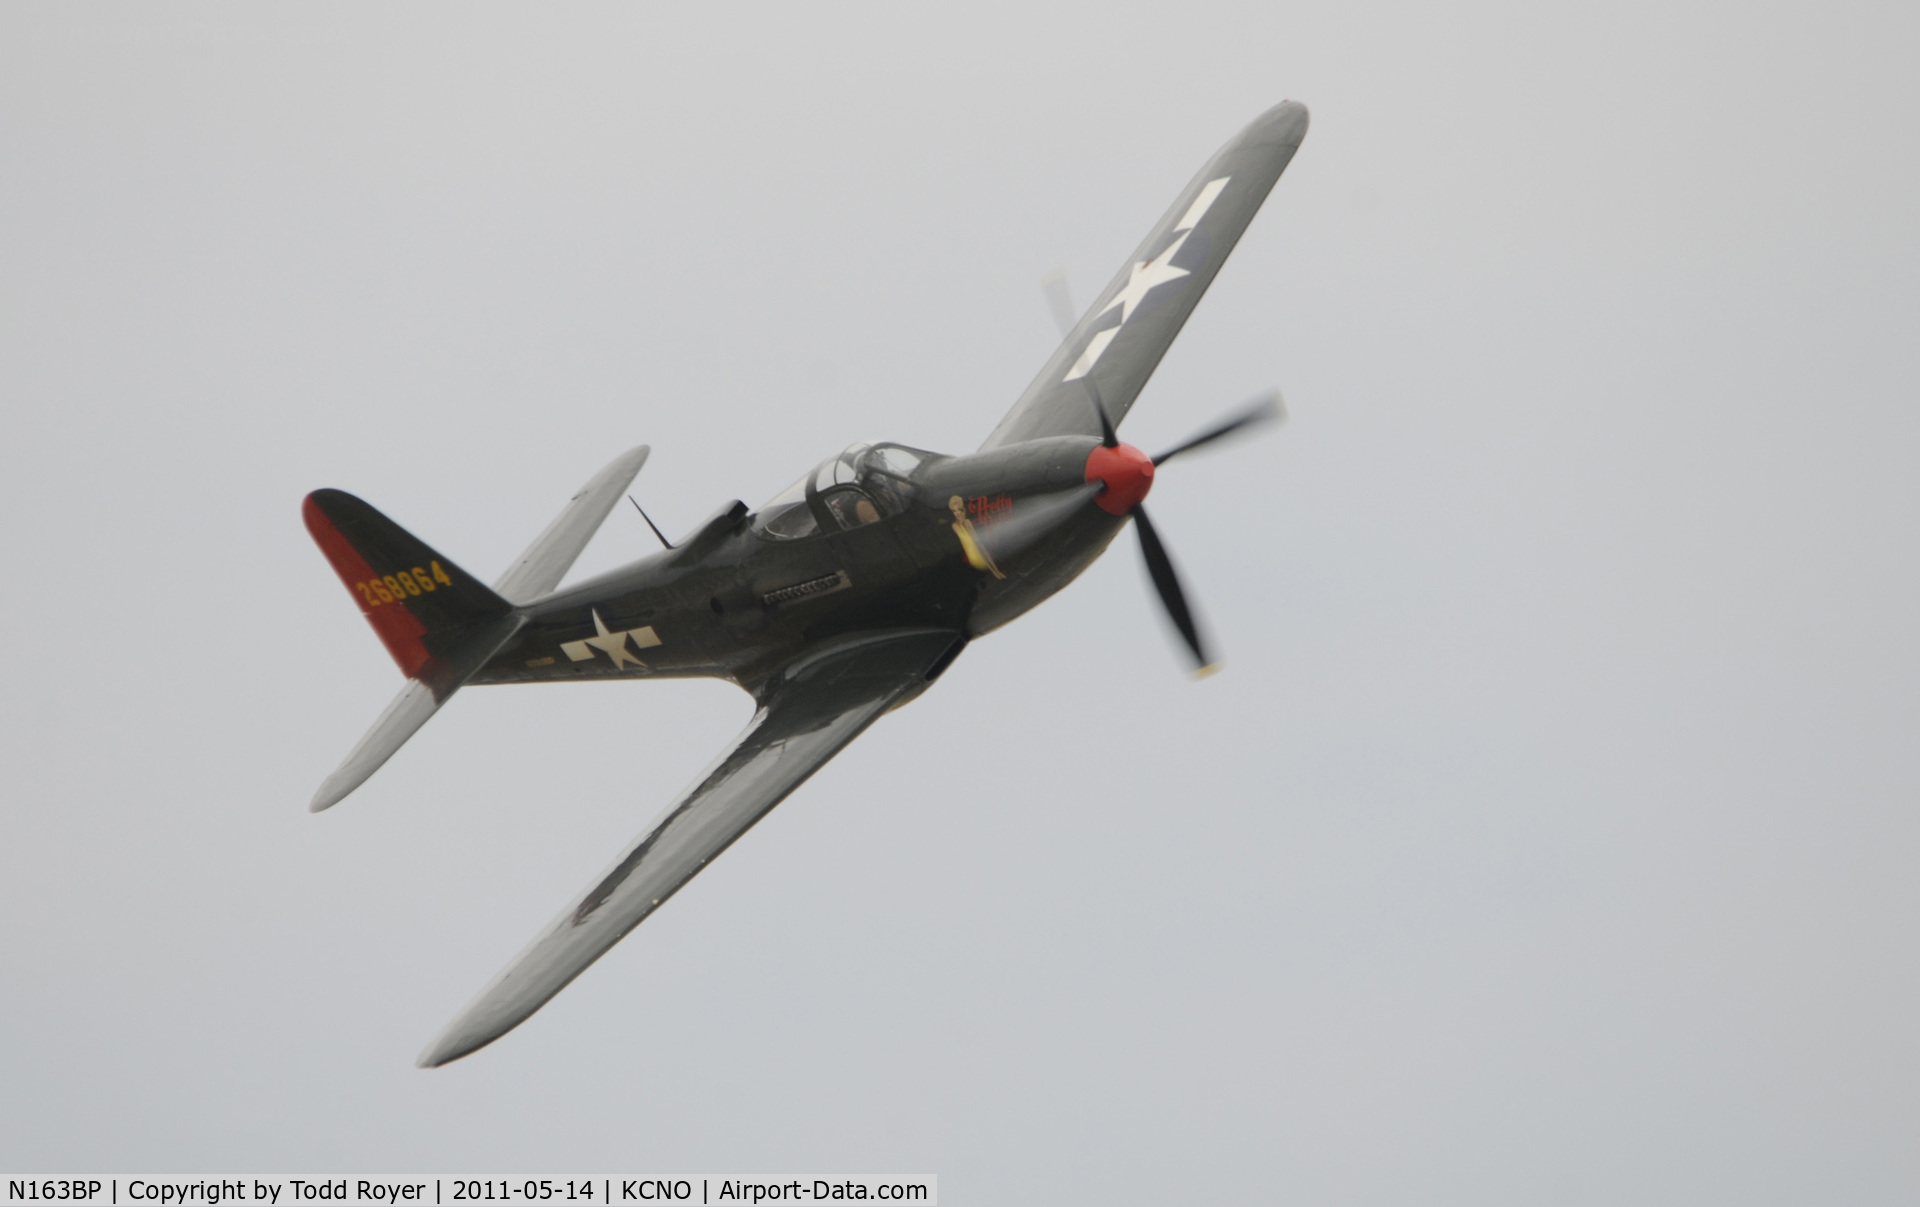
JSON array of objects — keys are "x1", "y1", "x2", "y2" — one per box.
[{"x1": 3, "y1": 3, "x2": 1917, "y2": 1201}]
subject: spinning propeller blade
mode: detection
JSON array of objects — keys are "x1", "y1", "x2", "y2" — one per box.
[
  {"x1": 1041, "y1": 269, "x2": 1078, "y2": 340},
  {"x1": 1152, "y1": 390, "x2": 1285, "y2": 466},
  {"x1": 1084, "y1": 377, "x2": 1120, "y2": 449},
  {"x1": 974, "y1": 481, "x2": 1105, "y2": 566},
  {"x1": 1132, "y1": 504, "x2": 1214, "y2": 674}
]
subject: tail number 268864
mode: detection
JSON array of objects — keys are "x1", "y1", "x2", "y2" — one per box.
[{"x1": 356, "y1": 561, "x2": 454, "y2": 607}]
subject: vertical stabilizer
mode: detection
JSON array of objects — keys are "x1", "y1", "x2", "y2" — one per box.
[{"x1": 303, "y1": 490, "x2": 514, "y2": 689}]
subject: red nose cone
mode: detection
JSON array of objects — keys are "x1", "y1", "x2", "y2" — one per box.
[{"x1": 1086, "y1": 443, "x2": 1154, "y2": 515}]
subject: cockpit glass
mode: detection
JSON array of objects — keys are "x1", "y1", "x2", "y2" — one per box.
[
  {"x1": 867, "y1": 446, "x2": 923, "y2": 477},
  {"x1": 857, "y1": 444, "x2": 925, "y2": 514},
  {"x1": 752, "y1": 474, "x2": 819, "y2": 539},
  {"x1": 751, "y1": 443, "x2": 933, "y2": 539}
]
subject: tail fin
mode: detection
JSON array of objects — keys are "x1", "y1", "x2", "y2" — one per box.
[
  {"x1": 303, "y1": 489, "x2": 515, "y2": 692},
  {"x1": 304, "y1": 447, "x2": 653, "y2": 811},
  {"x1": 304, "y1": 490, "x2": 525, "y2": 811}
]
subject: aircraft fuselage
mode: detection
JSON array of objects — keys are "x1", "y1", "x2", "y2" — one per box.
[{"x1": 469, "y1": 434, "x2": 1127, "y2": 696}]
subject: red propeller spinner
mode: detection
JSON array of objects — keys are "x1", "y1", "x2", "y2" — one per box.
[{"x1": 1084, "y1": 442, "x2": 1155, "y2": 515}]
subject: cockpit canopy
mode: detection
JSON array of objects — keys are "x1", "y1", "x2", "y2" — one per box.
[{"x1": 751, "y1": 442, "x2": 931, "y2": 540}]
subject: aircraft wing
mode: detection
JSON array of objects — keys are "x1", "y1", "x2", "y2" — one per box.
[
  {"x1": 979, "y1": 101, "x2": 1309, "y2": 450},
  {"x1": 416, "y1": 627, "x2": 965, "y2": 1067}
]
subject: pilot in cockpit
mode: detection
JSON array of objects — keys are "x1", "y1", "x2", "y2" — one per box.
[{"x1": 750, "y1": 443, "x2": 928, "y2": 540}]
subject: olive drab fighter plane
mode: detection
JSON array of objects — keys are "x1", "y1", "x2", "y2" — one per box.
[{"x1": 305, "y1": 101, "x2": 1309, "y2": 1066}]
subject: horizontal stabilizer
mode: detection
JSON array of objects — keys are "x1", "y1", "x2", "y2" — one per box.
[
  {"x1": 310, "y1": 681, "x2": 437, "y2": 812},
  {"x1": 308, "y1": 614, "x2": 522, "y2": 812},
  {"x1": 494, "y1": 445, "x2": 651, "y2": 603}
]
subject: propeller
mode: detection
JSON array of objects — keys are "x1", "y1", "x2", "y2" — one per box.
[
  {"x1": 1131, "y1": 504, "x2": 1210, "y2": 674},
  {"x1": 1022, "y1": 269, "x2": 1282, "y2": 674},
  {"x1": 976, "y1": 382, "x2": 1284, "y2": 675},
  {"x1": 1041, "y1": 268, "x2": 1079, "y2": 341},
  {"x1": 1085, "y1": 381, "x2": 1214, "y2": 673},
  {"x1": 973, "y1": 480, "x2": 1105, "y2": 566},
  {"x1": 1151, "y1": 390, "x2": 1284, "y2": 465}
]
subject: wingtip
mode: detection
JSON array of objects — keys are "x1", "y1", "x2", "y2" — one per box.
[
  {"x1": 1251, "y1": 100, "x2": 1310, "y2": 147},
  {"x1": 416, "y1": 1027, "x2": 485, "y2": 1069},
  {"x1": 415, "y1": 1030, "x2": 458, "y2": 1068},
  {"x1": 308, "y1": 777, "x2": 350, "y2": 813}
]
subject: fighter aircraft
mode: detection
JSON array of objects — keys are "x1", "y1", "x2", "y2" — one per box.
[{"x1": 305, "y1": 101, "x2": 1310, "y2": 1066}]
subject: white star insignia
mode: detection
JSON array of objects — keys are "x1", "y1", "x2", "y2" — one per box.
[
  {"x1": 1095, "y1": 230, "x2": 1194, "y2": 327},
  {"x1": 561, "y1": 610, "x2": 661, "y2": 668},
  {"x1": 1062, "y1": 175, "x2": 1231, "y2": 384}
]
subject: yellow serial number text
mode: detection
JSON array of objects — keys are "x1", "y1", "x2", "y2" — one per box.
[{"x1": 356, "y1": 560, "x2": 454, "y2": 607}]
